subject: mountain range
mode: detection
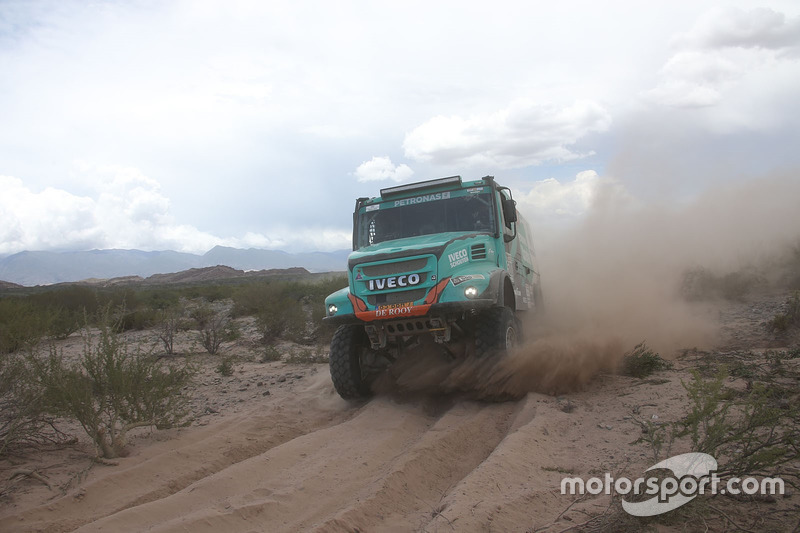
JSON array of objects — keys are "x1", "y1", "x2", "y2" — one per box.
[{"x1": 0, "y1": 246, "x2": 350, "y2": 286}]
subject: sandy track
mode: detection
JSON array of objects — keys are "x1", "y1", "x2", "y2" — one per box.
[
  {"x1": 3, "y1": 366, "x2": 684, "y2": 533},
  {"x1": 74, "y1": 395, "x2": 521, "y2": 532},
  {"x1": 5, "y1": 287, "x2": 798, "y2": 533}
]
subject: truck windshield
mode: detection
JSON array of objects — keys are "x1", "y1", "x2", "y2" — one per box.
[{"x1": 356, "y1": 191, "x2": 495, "y2": 248}]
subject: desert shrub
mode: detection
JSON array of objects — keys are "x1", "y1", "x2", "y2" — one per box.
[
  {"x1": 28, "y1": 316, "x2": 194, "y2": 459},
  {"x1": 620, "y1": 342, "x2": 673, "y2": 378},
  {"x1": 303, "y1": 275, "x2": 349, "y2": 303},
  {"x1": 117, "y1": 307, "x2": 160, "y2": 331},
  {"x1": 45, "y1": 306, "x2": 83, "y2": 340},
  {"x1": 183, "y1": 284, "x2": 233, "y2": 302},
  {"x1": 191, "y1": 306, "x2": 238, "y2": 355},
  {"x1": 768, "y1": 291, "x2": 800, "y2": 333},
  {"x1": 676, "y1": 367, "x2": 799, "y2": 482},
  {"x1": 285, "y1": 346, "x2": 328, "y2": 364},
  {"x1": 232, "y1": 276, "x2": 347, "y2": 343},
  {"x1": 231, "y1": 282, "x2": 278, "y2": 317},
  {"x1": 777, "y1": 242, "x2": 800, "y2": 290},
  {"x1": 32, "y1": 285, "x2": 99, "y2": 312},
  {"x1": 157, "y1": 306, "x2": 185, "y2": 356},
  {"x1": 0, "y1": 353, "x2": 65, "y2": 456},
  {"x1": 216, "y1": 356, "x2": 234, "y2": 376},
  {"x1": 680, "y1": 266, "x2": 761, "y2": 301},
  {"x1": 261, "y1": 345, "x2": 282, "y2": 363},
  {"x1": 138, "y1": 288, "x2": 181, "y2": 311},
  {"x1": 256, "y1": 296, "x2": 306, "y2": 343},
  {"x1": 605, "y1": 364, "x2": 800, "y2": 533},
  {"x1": 0, "y1": 299, "x2": 47, "y2": 353},
  {"x1": 309, "y1": 304, "x2": 336, "y2": 344}
]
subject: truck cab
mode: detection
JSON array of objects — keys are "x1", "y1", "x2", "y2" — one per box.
[{"x1": 324, "y1": 175, "x2": 541, "y2": 399}]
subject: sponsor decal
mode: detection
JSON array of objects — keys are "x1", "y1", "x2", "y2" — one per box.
[
  {"x1": 467, "y1": 187, "x2": 485, "y2": 193},
  {"x1": 393, "y1": 191, "x2": 451, "y2": 207},
  {"x1": 375, "y1": 302, "x2": 415, "y2": 318},
  {"x1": 349, "y1": 277, "x2": 451, "y2": 322},
  {"x1": 366, "y1": 273, "x2": 422, "y2": 291},
  {"x1": 378, "y1": 302, "x2": 414, "y2": 310},
  {"x1": 448, "y1": 248, "x2": 469, "y2": 269},
  {"x1": 365, "y1": 204, "x2": 380, "y2": 212},
  {"x1": 451, "y1": 274, "x2": 485, "y2": 286}
]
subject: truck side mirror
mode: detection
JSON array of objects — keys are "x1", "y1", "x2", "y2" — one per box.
[{"x1": 502, "y1": 197, "x2": 517, "y2": 225}]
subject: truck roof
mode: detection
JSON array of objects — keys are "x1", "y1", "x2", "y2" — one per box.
[{"x1": 361, "y1": 175, "x2": 494, "y2": 206}]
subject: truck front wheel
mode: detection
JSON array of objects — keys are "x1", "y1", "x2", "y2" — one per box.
[
  {"x1": 475, "y1": 306, "x2": 519, "y2": 358},
  {"x1": 329, "y1": 325, "x2": 373, "y2": 400}
]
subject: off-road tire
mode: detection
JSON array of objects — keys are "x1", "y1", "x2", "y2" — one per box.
[
  {"x1": 475, "y1": 306, "x2": 519, "y2": 358},
  {"x1": 329, "y1": 325, "x2": 372, "y2": 400}
]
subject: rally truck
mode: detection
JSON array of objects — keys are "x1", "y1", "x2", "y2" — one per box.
[{"x1": 323, "y1": 175, "x2": 542, "y2": 399}]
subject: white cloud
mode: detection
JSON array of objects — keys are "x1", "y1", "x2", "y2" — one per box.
[
  {"x1": 679, "y1": 7, "x2": 800, "y2": 53},
  {"x1": 403, "y1": 99, "x2": 611, "y2": 169},
  {"x1": 0, "y1": 167, "x2": 350, "y2": 255},
  {"x1": 1, "y1": 1, "x2": 800, "y2": 254},
  {"x1": 0, "y1": 169, "x2": 217, "y2": 254},
  {"x1": 516, "y1": 170, "x2": 638, "y2": 227},
  {"x1": 644, "y1": 7, "x2": 800, "y2": 110},
  {"x1": 517, "y1": 171, "x2": 602, "y2": 218},
  {"x1": 354, "y1": 156, "x2": 414, "y2": 182},
  {"x1": 0, "y1": 176, "x2": 99, "y2": 253}
]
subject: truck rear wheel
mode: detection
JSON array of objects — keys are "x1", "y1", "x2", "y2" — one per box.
[
  {"x1": 475, "y1": 306, "x2": 519, "y2": 358},
  {"x1": 329, "y1": 325, "x2": 373, "y2": 400}
]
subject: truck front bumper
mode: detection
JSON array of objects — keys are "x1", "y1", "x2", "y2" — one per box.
[{"x1": 322, "y1": 299, "x2": 497, "y2": 326}]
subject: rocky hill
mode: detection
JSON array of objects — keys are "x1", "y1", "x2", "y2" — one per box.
[{"x1": 0, "y1": 247, "x2": 349, "y2": 286}]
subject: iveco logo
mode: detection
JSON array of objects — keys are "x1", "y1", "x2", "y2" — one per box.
[{"x1": 367, "y1": 273, "x2": 422, "y2": 291}]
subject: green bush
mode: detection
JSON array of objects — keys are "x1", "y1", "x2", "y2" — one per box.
[
  {"x1": 183, "y1": 284, "x2": 233, "y2": 302},
  {"x1": 621, "y1": 342, "x2": 673, "y2": 378},
  {"x1": 285, "y1": 346, "x2": 328, "y2": 364},
  {"x1": 232, "y1": 276, "x2": 347, "y2": 344},
  {"x1": 191, "y1": 306, "x2": 238, "y2": 355},
  {"x1": 680, "y1": 266, "x2": 761, "y2": 301},
  {"x1": 138, "y1": 288, "x2": 181, "y2": 311},
  {"x1": 46, "y1": 307, "x2": 83, "y2": 339},
  {"x1": 0, "y1": 353, "x2": 64, "y2": 456},
  {"x1": 0, "y1": 299, "x2": 47, "y2": 353},
  {"x1": 117, "y1": 307, "x2": 160, "y2": 331},
  {"x1": 261, "y1": 344, "x2": 282, "y2": 363},
  {"x1": 768, "y1": 291, "x2": 800, "y2": 333},
  {"x1": 677, "y1": 367, "x2": 798, "y2": 481},
  {"x1": 29, "y1": 316, "x2": 194, "y2": 459},
  {"x1": 256, "y1": 296, "x2": 306, "y2": 344},
  {"x1": 157, "y1": 306, "x2": 185, "y2": 355},
  {"x1": 216, "y1": 356, "x2": 234, "y2": 376}
]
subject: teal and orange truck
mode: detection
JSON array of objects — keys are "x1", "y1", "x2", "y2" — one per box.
[{"x1": 324, "y1": 175, "x2": 542, "y2": 399}]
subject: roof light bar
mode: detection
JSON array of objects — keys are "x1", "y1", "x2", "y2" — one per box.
[{"x1": 380, "y1": 176, "x2": 462, "y2": 198}]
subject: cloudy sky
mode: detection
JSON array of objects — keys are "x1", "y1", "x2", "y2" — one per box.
[{"x1": 1, "y1": 0, "x2": 798, "y2": 255}]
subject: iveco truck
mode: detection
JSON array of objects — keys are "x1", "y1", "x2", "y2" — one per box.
[{"x1": 324, "y1": 175, "x2": 541, "y2": 399}]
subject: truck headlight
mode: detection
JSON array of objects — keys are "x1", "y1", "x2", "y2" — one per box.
[
  {"x1": 464, "y1": 286, "x2": 479, "y2": 298},
  {"x1": 328, "y1": 304, "x2": 338, "y2": 315}
]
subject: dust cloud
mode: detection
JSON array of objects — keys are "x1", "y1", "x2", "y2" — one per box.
[{"x1": 378, "y1": 172, "x2": 800, "y2": 398}]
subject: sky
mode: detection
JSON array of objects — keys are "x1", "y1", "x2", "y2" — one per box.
[{"x1": 1, "y1": 0, "x2": 799, "y2": 255}]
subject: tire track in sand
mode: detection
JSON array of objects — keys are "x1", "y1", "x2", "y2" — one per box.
[
  {"x1": 1, "y1": 373, "x2": 357, "y2": 533},
  {"x1": 66, "y1": 396, "x2": 522, "y2": 532}
]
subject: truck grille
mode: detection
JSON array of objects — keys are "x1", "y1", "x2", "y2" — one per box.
[
  {"x1": 367, "y1": 288, "x2": 427, "y2": 306},
  {"x1": 362, "y1": 258, "x2": 428, "y2": 277}
]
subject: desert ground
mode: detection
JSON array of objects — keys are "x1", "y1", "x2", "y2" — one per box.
[{"x1": 1, "y1": 290, "x2": 798, "y2": 533}]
